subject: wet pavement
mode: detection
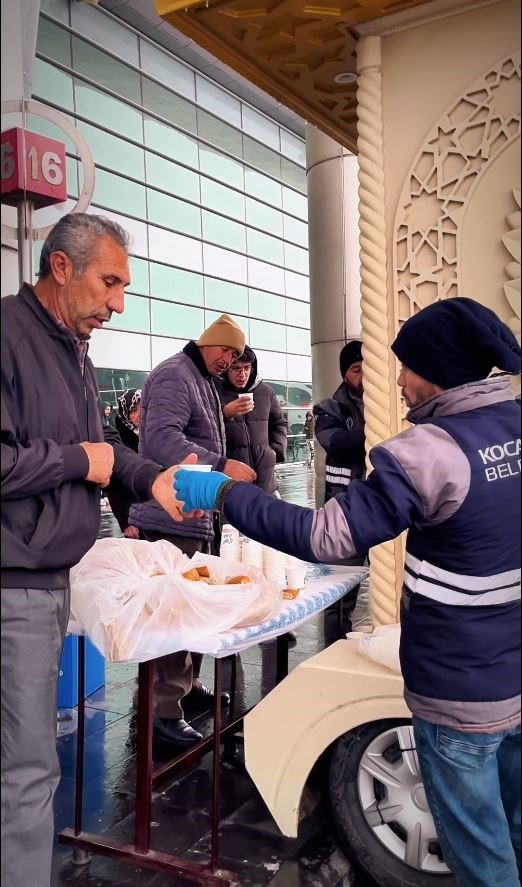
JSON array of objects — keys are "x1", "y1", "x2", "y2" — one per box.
[{"x1": 52, "y1": 463, "x2": 372, "y2": 887}]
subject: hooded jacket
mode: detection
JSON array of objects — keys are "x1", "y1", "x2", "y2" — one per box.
[
  {"x1": 130, "y1": 341, "x2": 228, "y2": 540},
  {"x1": 222, "y1": 377, "x2": 521, "y2": 733},
  {"x1": 1, "y1": 285, "x2": 160, "y2": 588},
  {"x1": 313, "y1": 382, "x2": 366, "y2": 501},
  {"x1": 216, "y1": 353, "x2": 287, "y2": 493}
]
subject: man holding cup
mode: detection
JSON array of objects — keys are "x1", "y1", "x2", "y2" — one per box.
[{"x1": 129, "y1": 314, "x2": 256, "y2": 746}]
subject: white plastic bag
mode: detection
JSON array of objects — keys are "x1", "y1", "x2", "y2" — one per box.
[
  {"x1": 70, "y1": 539, "x2": 282, "y2": 662},
  {"x1": 349, "y1": 623, "x2": 402, "y2": 674}
]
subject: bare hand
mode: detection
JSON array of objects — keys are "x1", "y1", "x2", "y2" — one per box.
[
  {"x1": 80, "y1": 441, "x2": 114, "y2": 487},
  {"x1": 123, "y1": 525, "x2": 140, "y2": 539},
  {"x1": 224, "y1": 459, "x2": 256, "y2": 482},
  {"x1": 223, "y1": 399, "x2": 254, "y2": 418},
  {"x1": 151, "y1": 453, "x2": 205, "y2": 522}
]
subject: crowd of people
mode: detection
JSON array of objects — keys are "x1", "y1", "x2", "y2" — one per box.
[{"x1": 1, "y1": 211, "x2": 520, "y2": 887}]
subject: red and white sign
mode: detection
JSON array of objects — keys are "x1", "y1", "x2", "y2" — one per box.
[{"x1": 1, "y1": 127, "x2": 67, "y2": 207}]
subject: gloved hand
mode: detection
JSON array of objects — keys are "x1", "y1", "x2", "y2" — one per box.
[{"x1": 173, "y1": 469, "x2": 230, "y2": 513}]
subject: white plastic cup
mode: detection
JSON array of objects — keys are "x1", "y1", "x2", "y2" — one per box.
[
  {"x1": 238, "y1": 393, "x2": 254, "y2": 411},
  {"x1": 241, "y1": 537, "x2": 263, "y2": 568},
  {"x1": 285, "y1": 566, "x2": 306, "y2": 590},
  {"x1": 179, "y1": 464, "x2": 212, "y2": 472},
  {"x1": 220, "y1": 524, "x2": 241, "y2": 561}
]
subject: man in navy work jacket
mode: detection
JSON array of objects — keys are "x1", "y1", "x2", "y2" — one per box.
[
  {"x1": 1, "y1": 213, "x2": 197, "y2": 887},
  {"x1": 173, "y1": 297, "x2": 521, "y2": 887}
]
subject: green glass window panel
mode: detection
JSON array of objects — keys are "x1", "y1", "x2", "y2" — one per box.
[
  {"x1": 142, "y1": 78, "x2": 197, "y2": 135},
  {"x1": 26, "y1": 113, "x2": 77, "y2": 156},
  {"x1": 283, "y1": 215, "x2": 308, "y2": 247},
  {"x1": 286, "y1": 299, "x2": 309, "y2": 328},
  {"x1": 201, "y1": 179, "x2": 245, "y2": 222},
  {"x1": 147, "y1": 190, "x2": 201, "y2": 238},
  {"x1": 144, "y1": 116, "x2": 198, "y2": 168},
  {"x1": 94, "y1": 168, "x2": 146, "y2": 218},
  {"x1": 129, "y1": 257, "x2": 149, "y2": 295},
  {"x1": 284, "y1": 243, "x2": 309, "y2": 275},
  {"x1": 247, "y1": 229, "x2": 284, "y2": 266},
  {"x1": 72, "y1": 37, "x2": 141, "y2": 104},
  {"x1": 151, "y1": 300, "x2": 204, "y2": 339},
  {"x1": 245, "y1": 197, "x2": 283, "y2": 237},
  {"x1": 109, "y1": 293, "x2": 150, "y2": 334},
  {"x1": 145, "y1": 153, "x2": 200, "y2": 203},
  {"x1": 205, "y1": 277, "x2": 249, "y2": 315},
  {"x1": 197, "y1": 109, "x2": 243, "y2": 159},
  {"x1": 287, "y1": 384, "x2": 312, "y2": 408},
  {"x1": 286, "y1": 326, "x2": 310, "y2": 354},
  {"x1": 149, "y1": 263, "x2": 204, "y2": 306},
  {"x1": 199, "y1": 146, "x2": 244, "y2": 190},
  {"x1": 75, "y1": 82, "x2": 143, "y2": 142},
  {"x1": 248, "y1": 289, "x2": 285, "y2": 322},
  {"x1": 250, "y1": 319, "x2": 286, "y2": 351},
  {"x1": 67, "y1": 157, "x2": 79, "y2": 198},
  {"x1": 243, "y1": 136, "x2": 281, "y2": 179},
  {"x1": 77, "y1": 121, "x2": 144, "y2": 180},
  {"x1": 281, "y1": 158, "x2": 307, "y2": 194},
  {"x1": 282, "y1": 186, "x2": 308, "y2": 219},
  {"x1": 36, "y1": 17, "x2": 71, "y2": 66},
  {"x1": 32, "y1": 59, "x2": 74, "y2": 112},
  {"x1": 244, "y1": 168, "x2": 281, "y2": 207},
  {"x1": 202, "y1": 211, "x2": 246, "y2": 253}
]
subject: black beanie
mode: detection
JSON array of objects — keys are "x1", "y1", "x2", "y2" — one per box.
[
  {"x1": 391, "y1": 297, "x2": 521, "y2": 389},
  {"x1": 340, "y1": 340, "x2": 363, "y2": 378}
]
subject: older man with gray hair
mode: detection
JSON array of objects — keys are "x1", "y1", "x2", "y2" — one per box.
[{"x1": 1, "y1": 212, "x2": 196, "y2": 887}]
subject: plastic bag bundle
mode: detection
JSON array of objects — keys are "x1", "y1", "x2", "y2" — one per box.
[
  {"x1": 348, "y1": 623, "x2": 402, "y2": 674},
  {"x1": 70, "y1": 538, "x2": 282, "y2": 663}
]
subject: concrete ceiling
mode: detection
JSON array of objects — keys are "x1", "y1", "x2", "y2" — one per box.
[{"x1": 99, "y1": 0, "x2": 306, "y2": 136}]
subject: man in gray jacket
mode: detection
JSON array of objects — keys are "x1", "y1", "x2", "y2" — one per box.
[
  {"x1": 130, "y1": 314, "x2": 256, "y2": 745},
  {"x1": 1, "y1": 213, "x2": 195, "y2": 887}
]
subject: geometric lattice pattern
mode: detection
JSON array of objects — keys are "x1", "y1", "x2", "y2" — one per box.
[
  {"x1": 157, "y1": 0, "x2": 433, "y2": 151},
  {"x1": 393, "y1": 54, "x2": 521, "y2": 327}
]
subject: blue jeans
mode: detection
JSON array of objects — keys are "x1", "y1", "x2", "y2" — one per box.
[{"x1": 413, "y1": 717, "x2": 521, "y2": 887}]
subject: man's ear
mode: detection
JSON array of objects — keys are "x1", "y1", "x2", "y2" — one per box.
[{"x1": 48, "y1": 250, "x2": 73, "y2": 286}]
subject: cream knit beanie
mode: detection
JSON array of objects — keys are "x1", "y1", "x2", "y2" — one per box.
[{"x1": 197, "y1": 314, "x2": 245, "y2": 354}]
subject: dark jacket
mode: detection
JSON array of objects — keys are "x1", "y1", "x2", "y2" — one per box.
[
  {"x1": 216, "y1": 357, "x2": 287, "y2": 494},
  {"x1": 1, "y1": 285, "x2": 160, "y2": 588},
  {"x1": 304, "y1": 415, "x2": 314, "y2": 440},
  {"x1": 314, "y1": 383, "x2": 366, "y2": 502},
  {"x1": 130, "y1": 341, "x2": 228, "y2": 540},
  {"x1": 105, "y1": 414, "x2": 139, "y2": 532}
]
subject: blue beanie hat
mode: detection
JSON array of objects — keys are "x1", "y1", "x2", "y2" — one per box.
[{"x1": 391, "y1": 297, "x2": 521, "y2": 389}]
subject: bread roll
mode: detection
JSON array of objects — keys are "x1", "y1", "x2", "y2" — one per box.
[{"x1": 226, "y1": 575, "x2": 252, "y2": 585}]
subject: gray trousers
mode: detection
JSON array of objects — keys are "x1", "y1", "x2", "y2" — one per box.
[
  {"x1": 1, "y1": 585, "x2": 69, "y2": 887},
  {"x1": 140, "y1": 532, "x2": 213, "y2": 719}
]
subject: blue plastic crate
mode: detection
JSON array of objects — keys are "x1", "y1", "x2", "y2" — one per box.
[{"x1": 58, "y1": 634, "x2": 105, "y2": 709}]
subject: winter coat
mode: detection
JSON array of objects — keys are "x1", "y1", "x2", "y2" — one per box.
[
  {"x1": 130, "y1": 341, "x2": 227, "y2": 540},
  {"x1": 1, "y1": 285, "x2": 160, "y2": 588},
  {"x1": 304, "y1": 416, "x2": 314, "y2": 440},
  {"x1": 222, "y1": 377, "x2": 521, "y2": 733},
  {"x1": 216, "y1": 358, "x2": 287, "y2": 493},
  {"x1": 314, "y1": 383, "x2": 365, "y2": 501}
]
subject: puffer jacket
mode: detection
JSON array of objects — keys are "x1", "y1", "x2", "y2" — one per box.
[
  {"x1": 222, "y1": 377, "x2": 521, "y2": 733},
  {"x1": 216, "y1": 357, "x2": 287, "y2": 493},
  {"x1": 130, "y1": 341, "x2": 227, "y2": 540},
  {"x1": 314, "y1": 383, "x2": 365, "y2": 501}
]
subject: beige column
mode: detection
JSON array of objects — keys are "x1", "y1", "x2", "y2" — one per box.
[{"x1": 305, "y1": 126, "x2": 361, "y2": 504}]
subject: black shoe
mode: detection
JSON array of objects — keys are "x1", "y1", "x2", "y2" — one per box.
[
  {"x1": 184, "y1": 684, "x2": 231, "y2": 711},
  {"x1": 284, "y1": 631, "x2": 297, "y2": 645},
  {"x1": 153, "y1": 717, "x2": 203, "y2": 746}
]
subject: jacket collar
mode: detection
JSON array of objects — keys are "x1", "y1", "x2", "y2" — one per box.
[
  {"x1": 183, "y1": 340, "x2": 212, "y2": 379},
  {"x1": 334, "y1": 381, "x2": 364, "y2": 413},
  {"x1": 407, "y1": 375, "x2": 517, "y2": 422}
]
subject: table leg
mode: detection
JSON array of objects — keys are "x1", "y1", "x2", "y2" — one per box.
[
  {"x1": 71, "y1": 634, "x2": 91, "y2": 866},
  {"x1": 210, "y1": 658, "x2": 223, "y2": 872},
  {"x1": 276, "y1": 635, "x2": 289, "y2": 684},
  {"x1": 135, "y1": 660, "x2": 154, "y2": 854}
]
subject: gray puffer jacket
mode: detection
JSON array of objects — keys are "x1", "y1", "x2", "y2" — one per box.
[{"x1": 130, "y1": 342, "x2": 227, "y2": 540}]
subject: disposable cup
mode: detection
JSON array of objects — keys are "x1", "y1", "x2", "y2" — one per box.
[
  {"x1": 238, "y1": 393, "x2": 254, "y2": 402},
  {"x1": 285, "y1": 567, "x2": 306, "y2": 590},
  {"x1": 179, "y1": 464, "x2": 211, "y2": 472}
]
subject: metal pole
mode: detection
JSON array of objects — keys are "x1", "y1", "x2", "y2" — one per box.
[{"x1": 16, "y1": 197, "x2": 33, "y2": 286}]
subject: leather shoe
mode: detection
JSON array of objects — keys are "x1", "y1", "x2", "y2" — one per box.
[
  {"x1": 153, "y1": 717, "x2": 202, "y2": 746},
  {"x1": 184, "y1": 684, "x2": 230, "y2": 711}
]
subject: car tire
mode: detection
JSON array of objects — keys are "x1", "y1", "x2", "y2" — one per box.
[{"x1": 328, "y1": 718, "x2": 457, "y2": 887}]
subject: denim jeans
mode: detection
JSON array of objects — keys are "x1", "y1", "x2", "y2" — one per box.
[{"x1": 413, "y1": 717, "x2": 521, "y2": 887}]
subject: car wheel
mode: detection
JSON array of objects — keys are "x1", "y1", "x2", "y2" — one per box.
[{"x1": 328, "y1": 719, "x2": 456, "y2": 887}]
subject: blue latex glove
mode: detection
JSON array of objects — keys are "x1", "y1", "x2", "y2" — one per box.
[{"x1": 173, "y1": 469, "x2": 230, "y2": 513}]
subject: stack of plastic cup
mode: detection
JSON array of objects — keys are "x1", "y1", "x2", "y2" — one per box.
[
  {"x1": 241, "y1": 536, "x2": 264, "y2": 570},
  {"x1": 285, "y1": 563, "x2": 307, "y2": 591},
  {"x1": 220, "y1": 524, "x2": 241, "y2": 562},
  {"x1": 263, "y1": 546, "x2": 287, "y2": 586}
]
